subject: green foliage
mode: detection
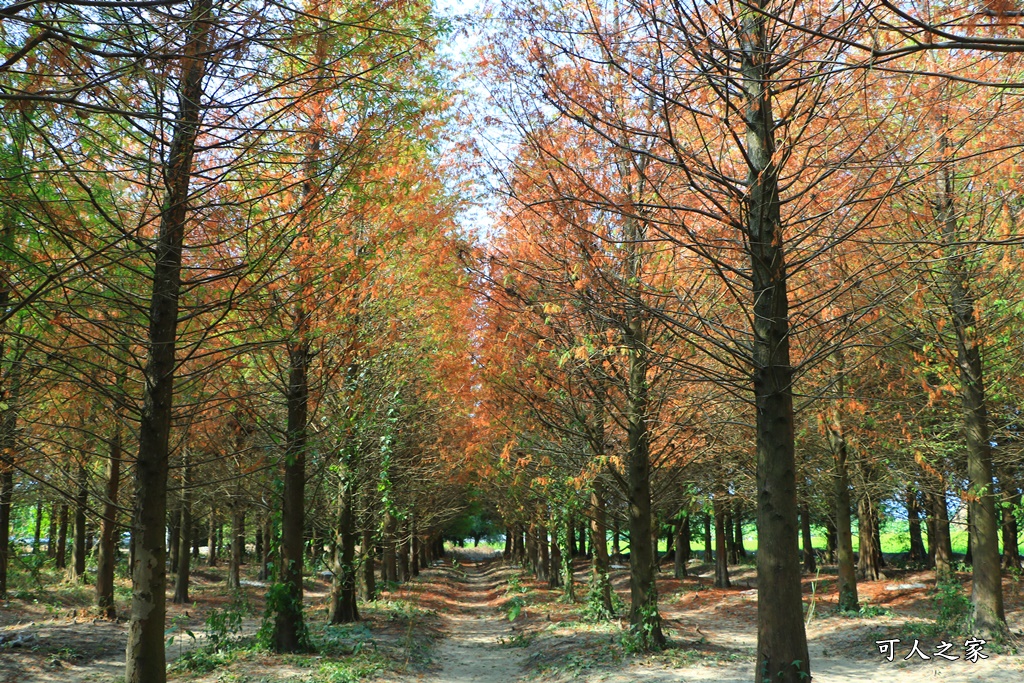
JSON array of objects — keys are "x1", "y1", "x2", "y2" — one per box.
[
  {"x1": 619, "y1": 602, "x2": 662, "y2": 654},
  {"x1": 579, "y1": 571, "x2": 622, "y2": 622},
  {"x1": 930, "y1": 576, "x2": 973, "y2": 636},
  {"x1": 503, "y1": 572, "x2": 530, "y2": 621},
  {"x1": 206, "y1": 594, "x2": 250, "y2": 652},
  {"x1": 257, "y1": 582, "x2": 311, "y2": 652},
  {"x1": 304, "y1": 653, "x2": 387, "y2": 683}
]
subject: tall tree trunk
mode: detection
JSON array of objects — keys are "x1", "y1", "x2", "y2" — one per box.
[
  {"x1": 207, "y1": 511, "x2": 218, "y2": 567},
  {"x1": 828, "y1": 406, "x2": 858, "y2": 609},
  {"x1": 398, "y1": 523, "x2": 411, "y2": 583},
  {"x1": 0, "y1": 166, "x2": 22, "y2": 599},
  {"x1": 935, "y1": 149, "x2": 1004, "y2": 635},
  {"x1": 361, "y1": 516, "x2": 376, "y2": 600},
  {"x1": 733, "y1": 505, "x2": 747, "y2": 560},
  {"x1": 927, "y1": 490, "x2": 954, "y2": 576},
  {"x1": 382, "y1": 511, "x2": 398, "y2": 586},
  {"x1": 48, "y1": 504, "x2": 57, "y2": 558},
  {"x1": 741, "y1": 9, "x2": 810, "y2": 678},
  {"x1": 674, "y1": 513, "x2": 689, "y2": 579},
  {"x1": 714, "y1": 497, "x2": 730, "y2": 588},
  {"x1": 590, "y1": 484, "x2": 613, "y2": 614},
  {"x1": 549, "y1": 533, "x2": 562, "y2": 588},
  {"x1": 168, "y1": 500, "x2": 181, "y2": 575},
  {"x1": 329, "y1": 472, "x2": 358, "y2": 623},
  {"x1": 125, "y1": 3, "x2": 214, "y2": 679},
  {"x1": 97, "y1": 428, "x2": 122, "y2": 618},
  {"x1": 824, "y1": 520, "x2": 837, "y2": 565},
  {"x1": 1002, "y1": 484, "x2": 1021, "y2": 570},
  {"x1": 227, "y1": 502, "x2": 243, "y2": 590},
  {"x1": 173, "y1": 453, "x2": 191, "y2": 604},
  {"x1": 857, "y1": 496, "x2": 883, "y2": 581},
  {"x1": 275, "y1": 336, "x2": 309, "y2": 651},
  {"x1": 801, "y1": 507, "x2": 816, "y2": 573},
  {"x1": 261, "y1": 516, "x2": 273, "y2": 581},
  {"x1": 33, "y1": 501, "x2": 42, "y2": 553},
  {"x1": 69, "y1": 460, "x2": 88, "y2": 582},
  {"x1": 56, "y1": 504, "x2": 68, "y2": 570},
  {"x1": 0, "y1": 461, "x2": 11, "y2": 599},
  {"x1": 703, "y1": 513, "x2": 713, "y2": 563},
  {"x1": 537, "y1": 522, "x2": 549, "y2": 583},
  {"x1": 907, "y1": 488, "x2": 927, "y2": 563}
]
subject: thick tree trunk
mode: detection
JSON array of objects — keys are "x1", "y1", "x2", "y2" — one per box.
[
  {"x1": 714, "y1": 498, "x2": 730, "y2": 588},
  {"x1": 329, "y1": 473, "x2": 359, "y2": 624},
  {"x1": 857, "y1": 496, "x2": 883, "y2": 581},
  {"x1": 361, "y1": 522, "x2": 376, "y2": 600},
  {"x1": 801, "y1": 507, "x2": 816, "y2": 573},
  {"x1": 828, "y1": 395, "x2": 858, "y2": 611},
  {"x1": 590, "y1": 486, "x2": 613, "y2": 614},
  {"x1": 549, "y1": 534, "x2": 562, "y2": 589},
  {"x1": 927, "y1": 490, "x2": 955, "y2": 576},
  {"x1": 382, "y1": 511, "x2": 398, "y2": 586},
  {"x1": 125, "y1": 4, "x2": 213, "y2": 680},
  {"x1": 741, "y1": 9, "x2": 810, "y2": 679},
  {"x1": 173, "y1": 453, "x2": 191, "y2": 604},
  {"x1": 275, "y1": 338, "x2": 309, "y2": 652},
  {"x1": 824, "y1": 520, "x2": 837, "y2": 565},
  {"x1": 935, "y1": 155, "x2": 1004, "y2": 635},
  {"x1": 69, "y1": 461, "x2": 88, "y2": 582},
  {"x1": 97, "y1": 429, "x2": 122, "y2": 618}
]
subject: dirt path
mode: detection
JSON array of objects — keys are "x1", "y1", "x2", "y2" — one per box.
[{"x1": 405, "y1": 550, "x2": 527, "y2": 683}]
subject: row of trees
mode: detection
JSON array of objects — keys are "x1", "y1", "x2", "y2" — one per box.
[
  {"x1": 470, "y1": 3, "x2": 1024, "y2": 682},
  {"x1": 1, "y1": 1, "x2": 479, "y2": 682}
]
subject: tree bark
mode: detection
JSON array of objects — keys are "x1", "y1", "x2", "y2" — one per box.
[
  {"x1": 328, "y1": 471, "x2": 359, "y2": 623},
  {"x1": 97, "y1": 428, "x2": 122, "y2": 618},
  {"x1": 927, "y1": 490, "x2": 954, "y2": 576},
  {"x1": 674, "y1": 513, "x2": 689, "y2": 579},
  {"x1": 703, "y1": 513, "x2": 713, "y2": 563},
  {"x1": 857, "y1": 496, "x2": 883, "y2": 581},
  {"x1": 125, "y1": 3, "x2": 213, "y2": 680},
  {"x1": 801, "y1": 506, "x2": 816, "y2": 574},
  {"x1": 1002, "y1": 484, "x2": 1021, "y2": 570},
  {"x1": 549, "y1": 533, "x2": 562, "y2": 589},
  {"x1": 907, "y1": 488, "x2": 927, "y2": 563},
  {"x1": 741, "y1": 7, "x2": 810, "y2": 678},
  {"x1": 227, "y1": 502, "x2": 243, "y2": 590},
  {"x1": 828, "y1": 394, "x2": 858, "y2": 611},
  {"x1": 173, "y1": 453, "x2": 191, "y2": 604},
  {"x1": 590, "y1": 485, "x2": 613, "y2": 614},
  {"x1": 714, "y1": 498, "x2": 730, "y2": 588},
  {"x1": 361, "y1": 520, "x2": 376, "y2": 600},
  {"x1": 935, "y1": 150, "x2": 1004, "y2": 635},
  {"x1": 33, "y1": 501, "x2": 42, "y2": 553},
  {"x1": 69, "y1": 460, "x2": 88, "y2": 582},
  {"x1": 733, "y1": 505, "x2": 747, "y2": 560},
  {"x1": 208, "y1": 511, "x2": 218, "y2": 567},
  {"x1": 56, "y1": 504, "x2": 68, "y2": 570},
  {"x1": 537, "y1": 522, "x2": 549, "y2": 583},
  {"x1": 382, "y1": 511, "x2": 398, "y2": 586}
]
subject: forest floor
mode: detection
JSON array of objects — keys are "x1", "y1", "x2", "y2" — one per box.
[{"x1": 2, "y1": 549, "x2": 1024, "y2": 682}]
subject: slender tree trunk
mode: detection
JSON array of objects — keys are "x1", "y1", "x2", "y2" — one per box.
[
  {"x1": 125, "y1": 3, "x2": 213, "y2": 679},
  {"x1": 703, "y1": 513, "x2": 713, "y2": 563},
  {"x1": 208, "y1": 511, "x2": 218, "y2": 567},
  {"x1": 935, "y1": 152, "x2": 1004, "y2": 635},
  {"x1": 97, "y1": 428, "x2": 122, "y2": 618},
  {"x1": 0, "y1": 462, "x2": 11, "y2": 599},
  {"x1": 0, "y1": 200, "x2": 21, "y2": 599},
  {"x1": 741, "y1": 9, "x2": 810, "y2": 678},
  {"x1": 824, "y1": 520, "x2": 837, "y2": 565},
  {"x1": 714, "y1": 498, "x2": 730, "y2": 588},
  {"x1": 398, "y1": 523, "x2": 411, "y2": 583},
  {"x1": 33, "y1": 501, "x2": 42, "y2": 553},
  {"x1": 527, "y1": 524, "x2": 539, "y2": 576},
  {"x1": 1002, "y1": 485, "x2": 1021, "y2": 570},
  {"x1": 48, "y1": 505, "x2": 57, "y2": 558},
  {"x1": 173, "y1": 453, "x2": 191, "y2": 604},
  {"x1": 69, "y1": 460, "x2": 88, "y2": 582},
  {"x1": 168, "y1": 500, "x2": 181, "y2": 575},
  {"x1": 733, "y1": 505, "x2": 747, "y2": 560},
  {"x1": 590, "y1": 485, "x2": 613, "y2": 614},
  {"x1": 801, "y1": 507, "x2": 816, "y2": 573},
  {"x1": 674, "y1": 513, "x2": 689, "y2": 579},
  {"x1": 612, "y1": 516, "x2": 621, "y2": 558},
  {"x1": 227, "y1": 502, "x2": 243, "y2": 590},
  {"x1": 537, "y1": 522, "x2": 549, "y2": 583},
  {"x1": 907, "y1": 488, "x2": 926, "y2": 563},
  {"x1": 56, "y1": 504, "x2": 68, "y2": 570},
  {"x1": 361, "y1": 519, "x2": 376, "y2": 600}
]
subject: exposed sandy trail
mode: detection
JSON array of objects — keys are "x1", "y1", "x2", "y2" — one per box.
[{"x1": 423, "y1": 552, "x2": 527, "y2": 683}]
